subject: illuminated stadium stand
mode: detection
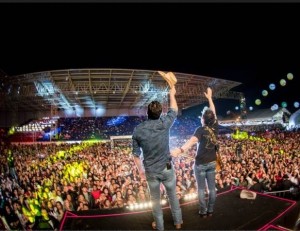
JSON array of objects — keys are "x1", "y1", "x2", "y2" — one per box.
[{"x1": 219, "y1": 107, "x2": 291, "y2": 127}]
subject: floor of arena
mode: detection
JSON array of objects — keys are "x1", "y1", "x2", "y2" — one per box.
[{"x1": 59, "y1": 187, "x2": 300, "y2": 231}]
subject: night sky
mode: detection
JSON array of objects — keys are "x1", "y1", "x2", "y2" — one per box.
[{"x1": 1, "y1": 3, "x2": 299, "y2": 115}]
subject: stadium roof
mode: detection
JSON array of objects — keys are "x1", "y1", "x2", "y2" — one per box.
[{"x1": 0, "y1": 68, "x2": 243, "y2": 113}]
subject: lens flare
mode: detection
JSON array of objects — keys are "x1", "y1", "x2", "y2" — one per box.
[
  {"x1": 287, "y1": 73, "x2": 294, "y2": 80},
  {"x1": 280, "y1": 79, "x2": 286, "y2": 86},
  {"x1": 255, "y1": 99, "x2": 261, "y2": 105},
  {"x1": 262, "y1": 90, "x2": 268, "y2": 97},
  {"x1": 269, "y1": 83, "x2": 276, "y2": 90},
  {"x1": 281, "y1": 101, "x2": 287, "y2": 108}
]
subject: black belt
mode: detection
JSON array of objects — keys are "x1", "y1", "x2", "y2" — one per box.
[{"x1": 166, "y1": 162, "x2": 172, "y2": 169}]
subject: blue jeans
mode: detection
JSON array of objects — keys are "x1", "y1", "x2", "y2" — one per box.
[
  {"x1": 146, "y1": 165, "x2": 182, "y2": 231},
  {"x1": 194, "y1": 161, "x2": 216, "y2": 215}
]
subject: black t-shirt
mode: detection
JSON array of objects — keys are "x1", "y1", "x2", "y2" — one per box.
[{"x1": 193, "y1": 121, "x2": 219, "y2": 165}]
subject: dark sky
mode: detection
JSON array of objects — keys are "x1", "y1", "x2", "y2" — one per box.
[{"x1": 1, "y1": 3, "x2": 299, "y2": 114}]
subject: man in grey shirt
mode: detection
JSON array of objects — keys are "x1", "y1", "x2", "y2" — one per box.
[{"x1": 132, "y1": 83, "x2": 183, "y2": 230}]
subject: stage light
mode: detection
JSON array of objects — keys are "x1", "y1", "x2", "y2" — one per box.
[
  {"x1": 184, "y1": 193, "x2": 197, "y2": 201},
  {"x1": 161, "y1": 199, "x2": 167, "y2": 205},
  {"x1": 125, "y1": 201, "x2": 159, "y2": 211}
]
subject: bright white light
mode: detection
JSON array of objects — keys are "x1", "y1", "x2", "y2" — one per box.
[
  {"x1": 64, "y1": 108, "x2": 75, "y2": 116},
  {"x1": 184, "y1": 193, "x2": 197, "y2": 201},
  {"x1": 125, "y1": 201, "x2": 154, "y2": 210},
  {"x1": 161, "y1": 199, "x2": 167, "y2": 205},
  {"x1": 94, "y1": 105, "x2": 106, "y2": 117}
]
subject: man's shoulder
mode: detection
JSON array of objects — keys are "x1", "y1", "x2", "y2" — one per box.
[
  {"x1": 134, "y1": 120, "x2": 149, "y2": 130},
  {"x1": 194, "y1": 126, "x2": 204, "y2": 134}
]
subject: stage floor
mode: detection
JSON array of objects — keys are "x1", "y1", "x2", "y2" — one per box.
[{"x1": 59, "y1": 187, "x2": 300, "y2": 230}]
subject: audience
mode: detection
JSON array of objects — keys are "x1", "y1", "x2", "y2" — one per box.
[{"x1": 0, "y1": 115, "x2": 299, "y2": 230}]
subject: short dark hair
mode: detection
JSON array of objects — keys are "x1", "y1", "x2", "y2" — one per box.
[
  {"x1": 202, "y1": 108, "x2": 215, "y2": 126},
  {"x1": 147, "y1": 101, "x2": 162, "y2": 120}
]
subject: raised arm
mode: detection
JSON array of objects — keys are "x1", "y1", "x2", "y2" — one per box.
[
  {"x1": 169, "y1": 85, "x2": 178, "y2": 112},
  {"x1": 204, "y1": 87, "x2": 216, "y2": 118},
  {"x1": 170, "y1": 135, "x2": 198, "y2": 158}
]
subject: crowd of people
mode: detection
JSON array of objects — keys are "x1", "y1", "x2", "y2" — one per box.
[{"x1": 0, "y1": 102, "x2": 299, "y2": 230}]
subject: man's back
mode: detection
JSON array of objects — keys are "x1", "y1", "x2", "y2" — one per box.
[{"x1": 132, "y1": 109, "x2": 177, "y2": 174}]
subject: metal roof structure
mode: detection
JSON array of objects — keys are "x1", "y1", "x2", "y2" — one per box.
[{"x1": 0, "y1": 68, "x2": 243, "y2": 114}]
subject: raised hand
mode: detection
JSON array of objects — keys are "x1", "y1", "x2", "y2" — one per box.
[
  {"x1": 204, "y1": 87, "x2": 212, "y2": 99},
  {"x1": 170, "y1": 148, "x2": 181, "y2": 158}
]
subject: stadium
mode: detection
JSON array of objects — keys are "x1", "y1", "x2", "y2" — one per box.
[
  {"x1": 0, "y1": 67, "x2": 299, "y2": 230},
  {"x1": 2, "y1": 0, "x2": 300, "y2": 228}
]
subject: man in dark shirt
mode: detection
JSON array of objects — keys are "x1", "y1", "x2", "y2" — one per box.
[
  {"x1": 236, "y1": 142, "x2": 242, "y2": 160},
  {"x1": 7, "y1": 149, "x2": 18, "y2": 181},
  {"x1": 132, "y1": 83, "x2": 183, "y2": 231},
  {"x1": 171, "y1": 87, "x2": 218, "y2": 218}
]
